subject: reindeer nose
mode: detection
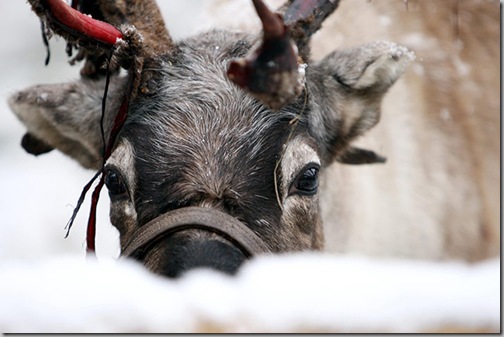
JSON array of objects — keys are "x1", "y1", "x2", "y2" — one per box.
[
  {"x1": 120, "y1": 207, "x2": 272, "y2": 277},
  {"x1": 144, "y1": 234, "x2": 247, "y2": 278}
]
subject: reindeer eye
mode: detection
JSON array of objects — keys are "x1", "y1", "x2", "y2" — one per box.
[
  {"x1": 290, "y1": 164, "x2": 320, "y2": 196},
  {"x1": 104, "y1": 168, "x2": 127, "y2": 196}
]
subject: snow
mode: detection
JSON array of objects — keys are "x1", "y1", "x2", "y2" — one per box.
[
  {"x1": 0, "y1": 254, "x2": 499, "y2": 333},
  {"x1": 0, "y1": 1, "x2": 500, "y2": 334}
]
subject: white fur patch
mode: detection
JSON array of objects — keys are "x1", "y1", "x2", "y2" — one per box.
[
  {"x1": 106, "y1": 139, "x2": 137, "y2": 198},
  {"x1": 281, "y1": 137, "x2": 320, "y2": 194}
]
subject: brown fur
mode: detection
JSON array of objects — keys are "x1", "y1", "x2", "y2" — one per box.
[
  {"x1": 98, "y1": 0, "x2": 173, "y2": 55},
  {"x1": 316, "y1": 0, "x2": 500, "y2": 260}
]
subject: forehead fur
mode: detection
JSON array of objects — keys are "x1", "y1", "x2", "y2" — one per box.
[{"x1": 121, "y1": 29, "x2": 310, "y2": 229}]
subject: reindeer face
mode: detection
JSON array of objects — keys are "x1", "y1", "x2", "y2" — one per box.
[
  {"x1": 103, "y1": 31, "x2": 324, "y2": 277},
  {"x1": 9, "y1": 0, "x2": 413, "y2": 278}
]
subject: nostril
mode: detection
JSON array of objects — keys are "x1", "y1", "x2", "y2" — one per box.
[
  {"x1": 182, "y1": 239, "x2": 247, "y2": 275},
  {"x1": 21, "y1": 133, "x2": 54, "y2": 155}
]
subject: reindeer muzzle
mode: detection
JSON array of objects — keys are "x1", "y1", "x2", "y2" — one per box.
[{"x1": 120, "y1": 206, "x2": 271, "y2": 259}]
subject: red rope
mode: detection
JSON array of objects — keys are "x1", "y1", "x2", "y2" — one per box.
[
  {"x1": 85, "y1": 61, "x2": 137, "y2": 254},
  {"x1": 86, "y1": 175, "x2": 104, "y2": 253}
]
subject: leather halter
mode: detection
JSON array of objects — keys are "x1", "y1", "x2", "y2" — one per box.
[{"x1": 120, "y1": 206, "x2": 272, "y2": 258}]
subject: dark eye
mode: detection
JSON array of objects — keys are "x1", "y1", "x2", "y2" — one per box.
[
  {"x1": 104, "y1": 168, "x2": 127, "y2": 196},
  {"x1": 290, "y1": 164, "x2": 320, "y2": 196}
]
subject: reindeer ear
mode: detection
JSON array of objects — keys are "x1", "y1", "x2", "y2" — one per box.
[
  {"x1": 307, "y1": 41, "x2": 414, "y2": 164},
  {"x1": 8, "y1": 76, "x2": 126, "y2": 169}
]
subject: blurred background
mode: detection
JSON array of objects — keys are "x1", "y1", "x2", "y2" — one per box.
[{"x1": 0, "y1": 1, "x2": 207, "y2": 261}]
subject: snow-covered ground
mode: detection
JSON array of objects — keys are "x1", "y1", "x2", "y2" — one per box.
[
  {"x1": 0, "y1": 1, "x2": 500, "y2": 333},
  {"x1": 1, "y1": 254, "x2": 499, "y2": 333}
]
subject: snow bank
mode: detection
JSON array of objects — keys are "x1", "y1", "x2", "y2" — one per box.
[{"x1": 0, "y1": 254, "x2": 499, "y2": 333}]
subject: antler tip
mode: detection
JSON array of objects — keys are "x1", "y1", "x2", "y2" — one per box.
[{"x1": 252, "y1": 0, "x2": 286, "y2": 39}]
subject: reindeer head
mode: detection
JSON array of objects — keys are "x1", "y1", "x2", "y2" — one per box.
[{"x1": 8, "y1": 0, "x2": 413, "y2": 278}]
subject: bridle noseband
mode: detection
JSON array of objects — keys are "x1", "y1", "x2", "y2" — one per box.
[{"x1": 120, "y1": 206, "x2": 272, "y2": 259}]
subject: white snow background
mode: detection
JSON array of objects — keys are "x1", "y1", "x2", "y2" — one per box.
[{"x1": 0, "y1": 1, "x2": 500, "y2": 333}]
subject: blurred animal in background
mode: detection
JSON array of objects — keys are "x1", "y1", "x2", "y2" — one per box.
[
  {"x1": 313, "y1": 0, "x2": 500, "y2": 262},
  {"x1": 208, "y1": 0, "x2": 499, "y2": 262},
  {"x1": 8, "y1": 0, "x2": 499, "y2": 279}
]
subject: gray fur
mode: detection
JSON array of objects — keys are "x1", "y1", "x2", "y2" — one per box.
[{"x1": 8, "y1": 17, "x2": 411, "y2": 274}]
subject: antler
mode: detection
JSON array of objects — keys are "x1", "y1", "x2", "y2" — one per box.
[
  {"x1": 227, "y1": 0, "x2": 300, "y2": 111},
  {"x1": 29, "y1": 0, "x2": 173, "y2": 77},
  {"x1": 227, "y1": 0, "x2": 340, "y2": 110},
  {"x1": 280, "y1": 0, "x2": 341, "y2": 59},
  {"x1": 84, "y1": 0, "x2": 173, "y2": 57}
]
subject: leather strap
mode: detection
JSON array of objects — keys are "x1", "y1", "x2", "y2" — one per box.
[{"x1": 120, "y1": 206, "x2": 271, "y2": 258}]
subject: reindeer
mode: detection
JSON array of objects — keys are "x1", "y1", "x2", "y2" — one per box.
[{"x1": 9, "y1": 0, "x2": 414, "y2": 277}]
